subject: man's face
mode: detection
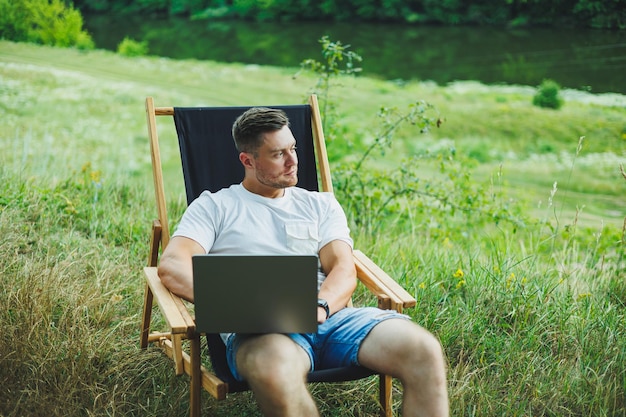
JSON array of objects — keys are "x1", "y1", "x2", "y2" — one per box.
[{"x1": 250, "y1": 125, "x2": 298, "y2": 190}]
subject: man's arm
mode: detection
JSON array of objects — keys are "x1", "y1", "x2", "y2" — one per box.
[
  {"x1": 317, "y1": 240, "x2": 357, "y2": 323},
  {"x1": 157, "y1": 236, "x2": 206, "y2": 303}
]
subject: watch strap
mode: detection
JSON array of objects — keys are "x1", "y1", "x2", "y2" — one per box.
[{"x1": 317, "y1": 298, "x2": 330, "y2": 319}]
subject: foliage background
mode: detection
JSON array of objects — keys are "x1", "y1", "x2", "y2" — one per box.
[{"x1": 71, "y1": 0, "x2": 626, "y2": 28}]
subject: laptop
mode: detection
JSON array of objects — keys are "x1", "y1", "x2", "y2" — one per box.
[{"x1": 192, "y1": 254, "x2": 319, "y2": 334}]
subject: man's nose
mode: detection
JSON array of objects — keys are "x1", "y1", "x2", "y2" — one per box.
[{"x1": 286, "y1": 152, "x2": 297, "y2": 166}]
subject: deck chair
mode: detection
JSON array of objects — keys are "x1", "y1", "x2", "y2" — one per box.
[{"x1": 140, "y1": 95, "x2": 416, "y2": 417}]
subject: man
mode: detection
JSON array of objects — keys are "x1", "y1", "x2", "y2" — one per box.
[{"x1": 158, "y1": 107, "x2": 449, "y2": 417}]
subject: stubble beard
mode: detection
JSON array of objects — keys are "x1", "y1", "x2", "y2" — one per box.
[{"x1": 255, "y1": 170, "x2": 298, "y2": 190}]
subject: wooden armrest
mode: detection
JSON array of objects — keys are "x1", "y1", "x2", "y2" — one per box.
[
  {"x1": 144, "y1": 266, "x2": 196, "y2": 337},
  {"x1": 353, "y1": 250, "x2": 416, "y2": 310}
]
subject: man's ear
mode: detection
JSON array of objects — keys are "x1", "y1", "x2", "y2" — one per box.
[{"x1": 239, "y1": 152, "x2": 254, "y2": 169}]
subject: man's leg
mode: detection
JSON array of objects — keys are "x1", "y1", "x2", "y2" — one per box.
[
  {"x1": 357, "y1": 319, "x2": 449, "y2": 417},
  {"x1": 235, "y1": 334, "x2": 319, "y2": 417}
]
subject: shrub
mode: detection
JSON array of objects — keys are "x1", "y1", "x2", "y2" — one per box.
[
  {"x1": 117, "y1": 37, "x2": 149, "y2": 57},
  {"x1": 533, "y1": 79, "x2": 563, "y2": 109},
  {"x1": 296, "y1": 36, "x2": 362, "y2": 145},
  {"x1": 74, "y1": 30, "x2": 95, "y2": 50},
  {"x1": 0, "y1": 0, "x2": 29, "y2": 42},
  {"x1": 0, "y1": 0, "x2": 94, "y2": 49}
]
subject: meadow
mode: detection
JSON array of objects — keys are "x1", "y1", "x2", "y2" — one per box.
[{"x1": 1, "y1": 39, "x2": 625, "y2": 416}]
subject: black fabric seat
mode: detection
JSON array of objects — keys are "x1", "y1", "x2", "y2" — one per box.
[{"x1": 173, "y1": 105, "x2": 318, "y2": 201}]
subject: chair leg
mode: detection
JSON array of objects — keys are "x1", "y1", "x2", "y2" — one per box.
[
  {"x1": 172, "y1": 334, "x2": 185, "y2": 376},
  {"x1": 140, "y1": 282, "x2": 154, "y2": 349},
  {"x1": 189, "y1": 334, "x2": 202, "y2": 417},
  {"x1": 379, "y1": 374, "x2": 393, "y2": 417}
]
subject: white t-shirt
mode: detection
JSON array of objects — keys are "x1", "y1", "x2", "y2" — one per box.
[{"x1": 173, "y1": 183, "x2": 353, "y2": 288}]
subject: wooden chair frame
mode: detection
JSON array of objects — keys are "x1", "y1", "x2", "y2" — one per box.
[{"x1": 139, "y1": 95, "x2": 416, "y2": 417}]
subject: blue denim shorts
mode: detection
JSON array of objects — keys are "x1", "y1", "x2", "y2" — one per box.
[{"x1": 225, "y1": 307, "x2": 410, "y2": 382}]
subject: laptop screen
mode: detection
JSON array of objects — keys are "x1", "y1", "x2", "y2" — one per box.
[{"x1": 192, "y1": 254, "x2": 318, "y2": 334}]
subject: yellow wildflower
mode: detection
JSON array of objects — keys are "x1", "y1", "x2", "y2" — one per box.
[
  {"x1": 90, "y1": 170, "x2": 102, "y2": 184},
  {"x1": 453, "y1": 269, "x2": 464, "y2": 278},
  {"x1": 506, "y1": 272, "x2": 515, "y2": 289}
]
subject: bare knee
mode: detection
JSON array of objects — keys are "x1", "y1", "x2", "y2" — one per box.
[
  {"x1": 236, "y1": 335, "x2": 309, "y2": 389},
  {"x1": 359, "y1": 320, "x2": 449, "y2": 416},
  {"x1": 400, "y1": 325, "x2": 447, "y2": 383},
  {"x1": 414, "y1": 327, "x2": 445, "y2": 362},
  {"x1": 235, "y1": 335, "x2": 318, "y2": 415},
  {"x1": 360, "y1": 319, "x2": 446, "y2": 381}
]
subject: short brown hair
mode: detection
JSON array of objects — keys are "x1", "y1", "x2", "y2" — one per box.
[{"x1": 232, "y1": 107, "x2": 289, "y2": 154}]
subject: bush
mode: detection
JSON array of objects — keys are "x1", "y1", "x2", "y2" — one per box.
[
  {"x1": 533, "y1": 79, "x2": 563, "y2": 109},
  {"x1": 116, "y1": 37, "x2": 149, "y2": 57},
  {"x1": 74, "y1": 30, "x2": 95, "y2": 50},
  {"x1": 0, "y1": 0, "x2": 29, "y2": 42},
  {"x1": 0, "y1": 0, "x2": 94, "y2": 49}
]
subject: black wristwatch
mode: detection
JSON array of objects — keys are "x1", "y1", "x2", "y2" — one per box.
[{"x1": 317, "y1": 298, "x2": 330, "y2": 319}]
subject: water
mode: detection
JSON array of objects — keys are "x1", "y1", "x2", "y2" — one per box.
[{"x1": 84, "y1": 14, "x2": 626, "y2": 94}]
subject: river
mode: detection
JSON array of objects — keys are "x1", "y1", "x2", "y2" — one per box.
[{"x1": 83, "y1": 14, "x2": 626, "y2": 94}]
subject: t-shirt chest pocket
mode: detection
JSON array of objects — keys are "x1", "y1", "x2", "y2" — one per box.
[{"x1": 285, "y1": 222, "x2": 319, "y2": 254}]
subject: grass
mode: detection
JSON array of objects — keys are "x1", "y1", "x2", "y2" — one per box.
[{"x1": 1, "y1": 40, "x2": 625, "y2": 416}]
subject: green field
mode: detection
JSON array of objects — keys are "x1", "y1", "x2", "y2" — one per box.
[{"x1": 1, "y1": 40, "x2": 625, "y2": 416}]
